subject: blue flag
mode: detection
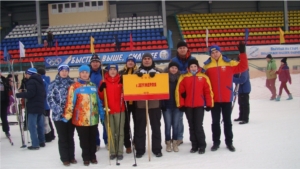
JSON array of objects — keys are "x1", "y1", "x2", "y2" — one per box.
[
  {"x1": 167, "y1": 30, "x2": 173, "y2": 49},
  {"x1": 245, "y1": 28, "x2": 249, "y2": 45},
  {"x1": 4, "y1": 46, "x2": 10, "y2": 61}
]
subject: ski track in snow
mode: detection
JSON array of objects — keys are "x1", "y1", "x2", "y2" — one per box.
[{"x1": 1, "y1": 74, "x2": 300, "y2": 169}]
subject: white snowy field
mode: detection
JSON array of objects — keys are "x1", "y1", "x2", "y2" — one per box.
[{"x1": 1, "y1": 75, "x2": 300, "y2": 169}]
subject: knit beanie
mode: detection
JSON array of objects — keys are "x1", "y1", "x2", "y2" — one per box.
[
  {"x1": 281, "y1": 57, "x2": 287, "y2": 64},
  {"x1": 142, "y1": 53, "x2": 153, "y2": 60},
  {"x1": 79, "y1": 65, "x2": 90, "y2": 74},
  {"x1": 26, "y1": 68, "x2": 37, "y2": 75},
  {"x1": 209, "y1": 45, "x2": 221, "y2": 55},
  {"x1": 266, "y1": 54, "x2": 273, "y2": 59},
  {"x1": 58, "y1": 64, "x2": 70, "y2": 72},
  {"x1": 168, "y1": 62, "x2": 180, "y2": 70},
  {"x1": 106, "y1": 64, "x2": 119, "y2": 71},
  {"x1": 188, "y1": 59, "x2": 200, "y2": 68},
  {"x1": 37, "y1": 68, "x2": 46, "y2": 75},
  {"x1": 126, "y1": 56, "x2": 136, "y2": 64},
  {"x1": 90, "y1": 53, "x2": 101, "y2": 63},
  {"x1": 177, "y1": 41, "x2": 188, "y2": 49}
]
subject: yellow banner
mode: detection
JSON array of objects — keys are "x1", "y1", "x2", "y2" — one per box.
[{"x1": 123, "y1": 73, "x2": 169, "y2": 101}]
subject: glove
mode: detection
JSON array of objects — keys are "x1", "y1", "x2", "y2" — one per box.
[
  {"x1": 137, "y1": 72, "x2": 143, "y2": 77},
  {"x1": 149, "y1": 72, "x2": 156, "y2": 78},
  {"x1": 99, "y1": 82, "x2": 106, "y2": 92},
  {"x1": 179, "y1": 107, "x2": 185, "y2": 112},
  {"x1": 119, "y1": 77, "x2": 123, "y2": 84},
  {"x1": 161, "y1": 107, "x2": 166, "y2": 112},
  {"x1": 61, "y1": 117, "x2": 68, "y2": 123},
  {"x1": 205, "y1": 107, "x2": 212, "y2": 112},
  {"x1": 181, "y1": 92, "x2": 186, "y2": 99},
  {"x1": 237, "y1": 41, "x2": 246, "y2": 53}
]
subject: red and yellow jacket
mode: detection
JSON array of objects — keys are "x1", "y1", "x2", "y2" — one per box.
[
  {"x1": 175, "y1": 68, "x2": 214, "y2": 108},
  {"x1": 98, "y1": 73, "x2": 125, "y2": 114},
  {"x1": 203, "y1": 53, "x2": 248, "y2": 102}
]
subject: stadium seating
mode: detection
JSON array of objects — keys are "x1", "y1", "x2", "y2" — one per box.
[{"x1": 176, "y1": 10, "x2": 300, "y2": 52}]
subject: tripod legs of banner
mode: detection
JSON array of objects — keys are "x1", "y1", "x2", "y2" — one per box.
[{"x1": 145, "y1": 100, "x2": 151, "y2": 161}]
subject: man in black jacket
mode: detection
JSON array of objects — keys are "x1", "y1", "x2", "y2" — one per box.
[
  {"x1": 16, "y1": 68, "x2": 46, "y2": 150},
  {"x1": 0, "y1": 71, "x2": 10, "y2": 137}
]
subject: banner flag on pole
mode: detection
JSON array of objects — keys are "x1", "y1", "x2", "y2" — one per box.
[
  {"x1": 279, "y1": 28, "x2": 285, "y2": 44},
  {"x1": 205, "y1": 28, "x2": 209, "y2": 48},
  {"x1": 90, "y1": 36, "x2": 95, "y2": 53},
  {"x1": 19, "y1": 41, "x2": 25, "y2": 58},
  {"x1": 167, "y1": 30, "x2": 173, "y2": 49},
  {"x1": 245, "y1": 28, "x2": 249, "y2": 45},
  {"x1": 4, "y1": 46, "x2": 10, "y2": 61},
  {"x1": 55, "y1": 40, "x2": 58, "y2": 56}
]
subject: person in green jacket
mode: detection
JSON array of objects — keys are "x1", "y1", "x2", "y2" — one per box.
[{"x1": 265, "y1": 54, "x2": 277, "y2": 100}]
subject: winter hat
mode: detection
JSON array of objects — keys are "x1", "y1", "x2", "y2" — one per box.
[
  {"x1": 79, "y1": 65, "x2": 90, "y2": 74},
  {"x1": 90, "y1": 53, "x2": 101, "y2": 63},
  {"x1": 25, "y1": 68, "x2": 37, "y2": 75},
  {"x1": 106, "y1": 64, "x2": 119, "y2": 71},
  {"x1": 142, "y1": 53, "x2": 153, "y2": 60},
  {"x1": 168, "y1": 62, "x2": 180, "y2": 70},
  {"x1": 58, "y1": 64, "x2": 70, "y2": 72},
  {"x1": 188, "y1": 59, "x2": 200, "y2": 68},
  {"x1": 266, "y1": 54, "x2": 273, "y2": 59},
  {"x1": 177, "y1": 41, "x2": 188, "y2": 49},
  {"x1": 37, "y1": 68, "x2": 46, "y2": 75},
  {"x1": 126, "y1": 56, "x2": 136, "y2": 64},
  {"x1": 281, "y1": 57, "x2": 287, "y2": 64},
  {"x1": 209, "y1": 45, "x2": 221, "y2": 55}
]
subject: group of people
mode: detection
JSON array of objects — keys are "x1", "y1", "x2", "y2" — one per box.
[{"x1": 1, "y1": 39, "x2": 293, "y2": 167}]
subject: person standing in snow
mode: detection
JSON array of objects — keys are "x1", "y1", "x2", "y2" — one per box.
[
  {"x1": 170, "y1": 41, "x2": 195, "y2": 146},
  {"x1": 233, "y1": 69, "x2": 251, "y2": 124},
  {"x1": 265, "y1": 54, "x2": 277, "y2": 100},
  {"x1": 98, "y1": 64, "x2": 125, "y2": 160},
  {"x1": 203, "y1": 42, "x2": 248, "y2": 152},
  {"x1": 176, "y1": 59, "x2": 214, "y2": 154},
  {"x1": 47, "y1": 64, "x2": 76, "y2": 166},
  {"x1": 161, "y1": 62, "x2": 182, "y2": 153},
  {"x1": 62, "y1": 65, "x2": 105, "y2": 166},
  {"x1": 119, "y1": 56, "x2": 138, "y2": 154},
  {"x1": 134, "y1": 53, "x2": 163, "y2": 158},
  {"x1": 0, "y1": 71, "x2": 10, "y2": 137},
  {"x1": 16, "y1": 68, "x2": 46, "y2": 150},
  {"x1": 89, "y1": 54, "x2": 107, "y2": 150},
  {"x1": 275, "y1": 57, "x2": 293, "y2": 101}
]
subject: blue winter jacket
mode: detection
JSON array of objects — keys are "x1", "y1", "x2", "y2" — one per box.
[
  {"x1": 170, "y1": 55, "x2": 195, "y2": 74},
  {"x1": 233, "y1": 69, "x2": 251, "y2": 94},
  {"x1": 162, "y1": 72, "x2": 181, "y2": 110},
  {"x1": 41, "y1": 75, "x2": 50, "y2": 110},
  {"x1": 90, "y1": 67, "x2": 103, "y2": 88},
  {"x1": 47, "y1": 75, "x2": 74, "y2": 121}
]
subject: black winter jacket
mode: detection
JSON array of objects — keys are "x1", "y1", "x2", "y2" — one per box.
[
  {"x1": 16, "y1": 74, "x2": 46, "y2": 114},
  {"x1": 0, "y1": 76, "x2": 10, "y2": 105}
]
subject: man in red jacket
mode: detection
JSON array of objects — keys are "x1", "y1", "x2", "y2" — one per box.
[{"x1": 203, "y1": 42, "x2": 248, "y2": 152}]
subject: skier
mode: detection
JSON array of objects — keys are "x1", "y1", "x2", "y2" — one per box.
[
  {"x1": 47, "y1": 64, "x2": 77, "y2": 166},
  {"x1": 62, "y1": 65, "x2": 105, "y2": 166},
  {"x1": 170, "y1": 41, "x2": 195, "y2": 146},
  {"x1": 176, "y1": 59, "x2": 214, "y2": 154},
  {"x1": 134, "y1": 53, "x2": 163, "y2": 158},
  {"x1": 16, "y1": 68, "x2": 46, "y2": 150},
  {"x1": 89, "y1": 53, "x2": 107, "y2": 151},
  {"x1": 98, "y1": 64, "x2": 125, "y2": 160},
  {"x1": 119, "y1": 56, "x2": 138, "y2": 154},
  {"x1": 233, "y1": 69, "x2": 251, "y2": 124},
  {"x1": 0, "y1": 71, "x2": 10, "y2": 137},
  {"x1": 265, "y1": 54, "x2": 277, "y2": 100},
  {"x1": 161, "y1": 62, "x2": 181, "y2": 152},
  {"x1": 203, "y1": 42, "x2": 248, "y2": 152},
  {"x1": 275, "y1": 57, "x2": 293, "y2": 101}
]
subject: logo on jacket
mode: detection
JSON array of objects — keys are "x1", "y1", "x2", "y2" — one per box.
[
  {"x1": 221, "y1": 66, "x2": 226, "y2": 71},
  {"x1": 159, "y1": 50, "x2": 169, "y2": 60},
  {"x1": 198, "y1": 77, "x2": 203, "y2": 80}
]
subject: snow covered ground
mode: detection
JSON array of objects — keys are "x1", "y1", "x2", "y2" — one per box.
[{"x1": 1, "y1": 75, "x2": 300, "y2": 169}]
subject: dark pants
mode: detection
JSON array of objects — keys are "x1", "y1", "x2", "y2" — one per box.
[
  {"x1": 279, "y1": 82, "x2": 291, "y2": 96},
  {"x1": 134, "y1": 108, "x2": 162, "y2": 155},
  {"x1": 45, "y1": 110, "x2": 55, "y2": 141},
  {"x1": 115, "y1": 45, "x2": 121, "y2": 52},
  {"x1": 96, "y1": 122, "x2": 108, "y2": 146},
  {"x1": 54, "y1": 120, "x2": 75, "y2": 162},
  {"x1": 185, "y1": 107, "x2": 206, "y2": 149},
  {"x1": 266, "y1": 78, "x2": 277, "y2": 98},
  {"x1": 76, "y1": 125, "x2": 97, "y2": 161},
  {"x1": 47, "y1": 40, "x2": 53, "y2": 47},
  {"x1": 0, "y1": 102, "x2": 9, "y2": 133},
  {"x1": 238, "y1": 93, "x2": 250, "y2": 122},
  {"x1": 124, "y1": 104, "x2": 135, "y2": 148},
  {"x1": 211, "y1": 102, "x2": 233, "y2": 146}
]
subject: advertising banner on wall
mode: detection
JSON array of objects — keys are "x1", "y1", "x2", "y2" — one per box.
[
  {"x1": 44, "y1": 49, "x2": 171, "y2": 68},
  {"x1": 246, "y1": 44, "x2": 300, "y2": 59}
]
